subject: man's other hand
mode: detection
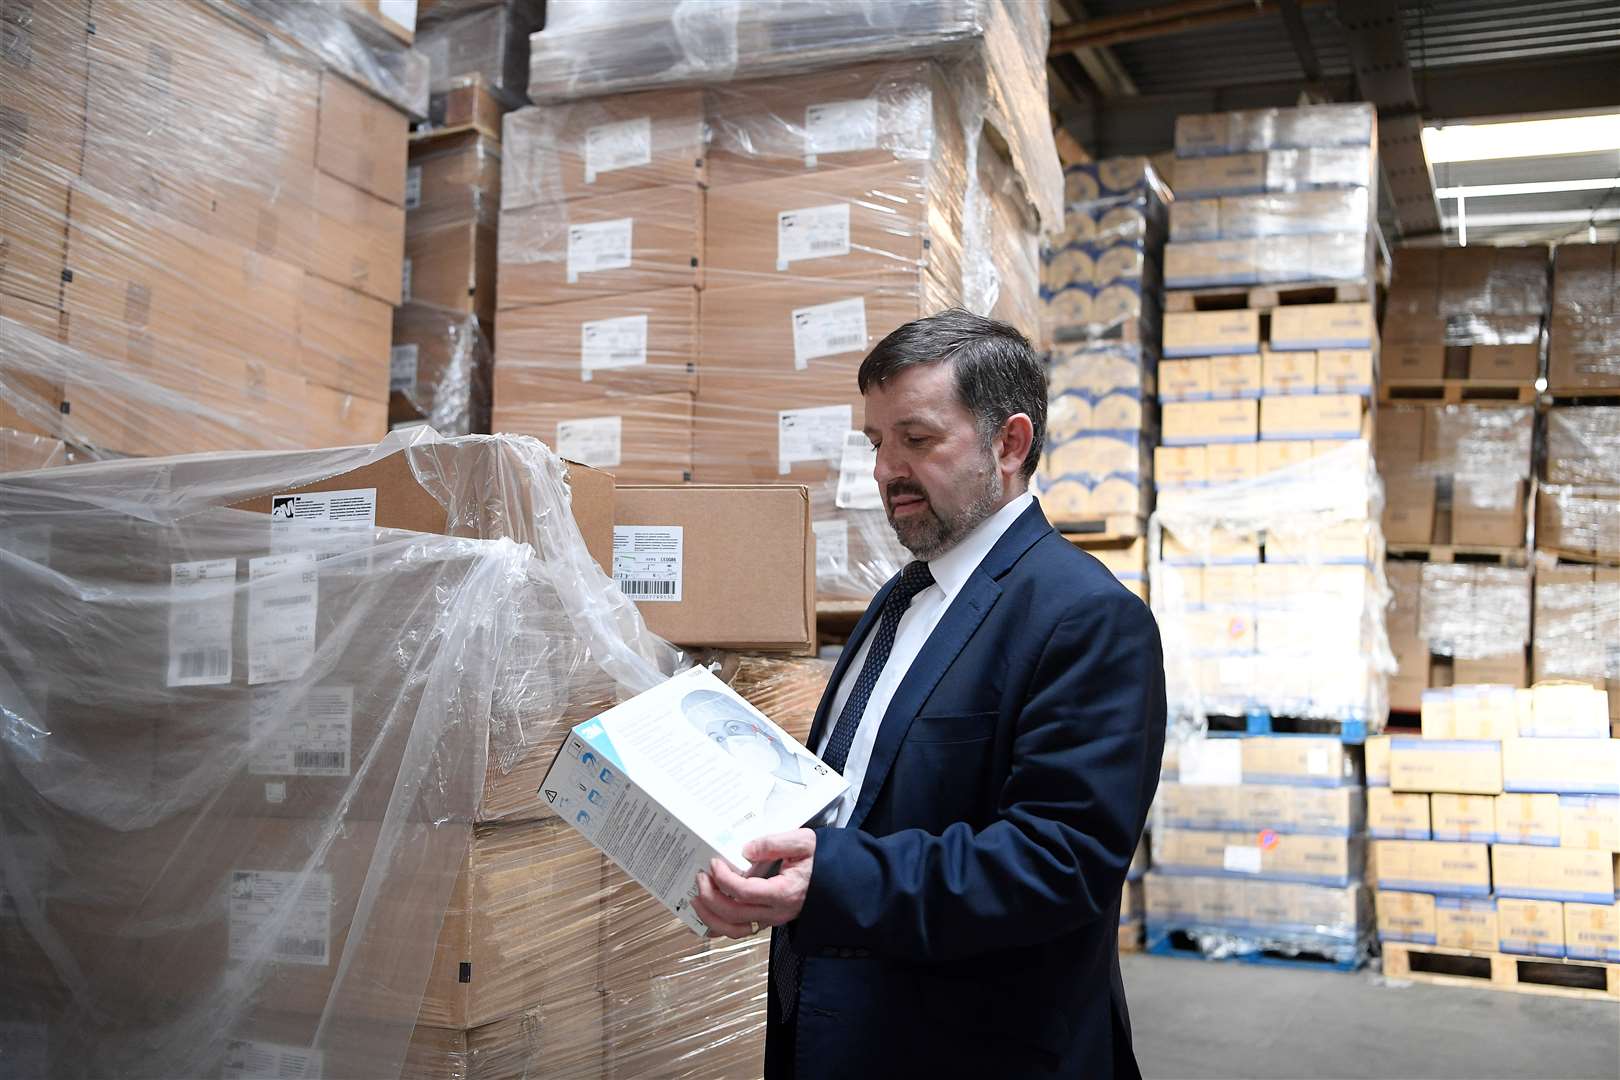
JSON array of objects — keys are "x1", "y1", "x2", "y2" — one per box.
[{"x1": 691, "y1": 828, "x2": 816, "y2": 939}]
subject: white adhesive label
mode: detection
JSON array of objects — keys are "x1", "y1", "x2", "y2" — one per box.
[
  {"x1": 804, "y1": 98, "x2": 880, "y2": 163},
  {"x1": 249, "y1": 685, "x2": 353, "y2": 777},
  {"x1": 581, "y1": 314, "x2": 649, "y2": 380},
  {"x1": 812, "y1": 519, "x2": 849, "y2": 579},
  {"x1": 1223, "y1": 845, "x2": 1263, "y2": 874},
  {"x1": 400, "y1": 257, "x2": 412, "y2": 302},
  {"x1": 777, "y1": 203, "x2": 850, "y2": 269},
  {"x1": 389, "y1": 344, "x2": 418, "y2": 393},
  {"x1": 584, "y1": 116, "x2": 652, "y2": 182},
  {"x1": 613, "y1": 525, "x2": 683, "y2": 603},
  {"x1": 377, "y1": 0, "x2": 415, "y2": 33},
  {"x1": 834, "y1": 431, "x2": 882, "y2": 511},
  {"x1": 1306, "y1": 748, "x2": 1331, "y2": 776},
  {"x1": 791, "y1": 297, "x2": 867, "y2": 368},
  {"x1": 556, "y1": 415, "x2": 622, "y2": 468},
  {"x1": 1179, "y1": 739, "x2": 1243, "y2": 786},
  {"x1": 247, "y1": 553, "x2": 318, "y2": 686},
  {"x1": 228, "y1": 869, "x2": 332, "y2": 967},
  {"x1": 223, "y1": 1038, "x2": 323, "y2": 1080},
  {"x1": 778, "y1": 404, "x2": 852, "y2": 475},
  {"x1": 264, "y1": 782, "x2": 287, "y2": 804},
  {"x1": 0, "y1": 1024, "x2": 49, "y2": 1080},
  {"x1": 567, "y1": 218, "x2": 634, "y2": 281},
  {"x1": 270, "y1": 488, "x2": 377, "y2": 560},
  {"x1": 403, "y1": 164, "x2": 422, "y2": 211},
  {"x1": 167, "y1": 558, "x2": 237, "y2": 687}
]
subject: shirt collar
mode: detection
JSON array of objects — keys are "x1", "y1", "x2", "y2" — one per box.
[{"x1": 926, "y1": 490, "x2": 1034, "y2": 603}]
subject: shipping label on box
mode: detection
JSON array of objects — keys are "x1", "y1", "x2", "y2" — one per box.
[
  {"x1": 1375, "y1": 888, "x2": 1436, "y2": 943},
  {"x1": 1492, "y1": 844, "x2": 1620, "y2": 905},
  {"x1": 1372, "y1": 839, "x2": 1491, "y2": 897},
  {"x1": 541, "y1": 666, "x2": 847, "y2": 934},
  {"x1": 1435, "y1": 896, "x2": 1498, "y2": 952},
  {"x1": 1366, "y1": 734, "x2": 1391, "y2": 787},
  {"x1": 1559, "y1": 796, "x2": 1620, "y2": 852},
  {"x1": 1269, "y1": 302, "x2": 1375, "y2": 351},
  {"x1": 1430, "y1": 794, "x2": 1497, "y2": 843},
  {"x1": 1163, "y1": 309, "x2": 1261, "y2": 358},
  {"x1": 1495, "y1": 794, "x2": 1561, "y2": 847},
  {"x1": 1564, "y1": 901, "x2": 1620, "y2": 962},
  {"x1": 1502, "y1": 737, "x2": 1620, "y2": 795},
  {"x1": 1390, "y1": 737, "x2": 1503, "y2": 795},
  {"x1": 1497, "y1": 898, "x2": 1566, "y2": 958},
  {"x1": 1368, "y1": 788, "x2": 1430, "y2": 839}
]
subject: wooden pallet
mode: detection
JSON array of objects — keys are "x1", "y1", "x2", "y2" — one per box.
[
  {"x1": 1145, "y1": 926, "x2": 1365, "y2": 972},
  {"x1": 1534, "y1": 544, "x2": 1620, "y2": 568},
  {"x1": 1205, "y1": 711, "x2": 1374, "y2": 745},
  {"x1": 1382, "y1": 941, "x2": 1620, "y2": 1002},
  {"x1": 1164, "y1": 280, "x2": 1374, "y2": 313},
  {"x1": 1378, "y1": 380, "x2": 1538, "y2": 405},
  {"x1": 1386, "y1": 543, "x2": 1529, "y2": 566},
  {"x1": 1547, "y1": 388, "x2": 1620, "y2": 404},
  {"x1": 1058, "y1": 514, "x2": 1146, "y2": 544}
]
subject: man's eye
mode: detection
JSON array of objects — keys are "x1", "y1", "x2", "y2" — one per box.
[{"x1": 905, "y1": 435, "x2": 929, "y2": 447}]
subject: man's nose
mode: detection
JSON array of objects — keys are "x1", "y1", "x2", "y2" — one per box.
[{"x1": 873, "y1": 442, "x2": 907, "y2": 486}]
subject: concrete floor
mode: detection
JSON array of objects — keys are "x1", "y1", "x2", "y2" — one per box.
[{"x1": 1121, "y1": 952, "x2": 1620, "y2": 1079}]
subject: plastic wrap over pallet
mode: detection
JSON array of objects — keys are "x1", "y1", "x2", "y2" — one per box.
[
  {"x1": 1385, "y1": 245, "x2": 1550, "y2": 319},
  {"x1": 0, "y1": 430, "x2": 705, "y2": 1079},
  {"x1": 1036, "y1": 341, "x2": 1156, "y2": 524},
  {"x1": 1043, "y1": 157, "x2": 1169, "y2": 343},
  {"x1": 1149, "y1": 441, "x2": 1392, "y2": 734},
  {"x1": 1532, "y1": 562, "x2": 1620, "y2": 709},
  {"x1": 1541, "y1": 407, "x2": 1620, "y2": 561},
  {"x1": 416, "y1": 0, "x2": 545, "y2": 107},
  {"x1": 523, "y1": 0, "x2": 1063, "y2": 230},
  {"x1": 1418, "y1": 564, "x2": 1532, "y2": 661},
  {"x1": 1142, "y1": 873, "x2": 1370, "y2": 966},
  {"x1": 0, "y1": 0, "x2": 413, "y2": 463}
]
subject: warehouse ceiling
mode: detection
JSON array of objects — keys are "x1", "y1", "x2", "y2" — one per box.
[{"x1": 1051, "y1": 0, "x2": 1620, "y2": 246}]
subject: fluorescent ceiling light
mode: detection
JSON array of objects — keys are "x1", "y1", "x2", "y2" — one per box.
[
  {"x1": 1423, "y1": 114, "x2": 1620, "y2": 162},
  {"x1": 1435, "y1": 177, "x2": 1620, "y2": 199},
  {"x1": 1441, "y1": 207, "x2": 1620, "y2": 228}
]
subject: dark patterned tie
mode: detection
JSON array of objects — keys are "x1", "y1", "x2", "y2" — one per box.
[{"x1": 770, "y1": 559, "x2": 935, "y2": 1021}]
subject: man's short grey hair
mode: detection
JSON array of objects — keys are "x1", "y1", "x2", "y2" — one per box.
[{"x1": 857, "y1": 308, "x2": 1046, "y2": 481}]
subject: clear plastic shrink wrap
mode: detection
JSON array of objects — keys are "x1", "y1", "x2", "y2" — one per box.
[
  {"x1": 1, "y1": 429, "x2": 859, "y2": 1079},
  {"x1": 416, "y1": 0, "x2": 545, "y2": 107},
  {"x1": 1042, "y1": 157, "x2": 1169, "y2": 341},
  {"x1": 493, "y1": 53, "x2": 1046, "y2": 601},
  {"x1": 1547, "y1": 242, "x2": 1619, "y2": 392},
  {"x1": 1419, "y1": 564, "x2": 1532, "y2": 663},
  {"x1": 1375, "y1": 405, "x2": 1533, "y2": 548},
  {"x1": 1532, "y1": 563, "x2": 1620, "y2": 718},
  {"x1": 1539, "y1": 405, "x2": 1620, "y2": 563},
  {"x1": 1150, "y1": 441, "x2": 1392, "y2": 733},
  {"x1": 1, "y1": 0, "x2": 413, "y2": 465},
  {"x1": 1142, "y1": 875, "x2": 1370, "y2": 966}
]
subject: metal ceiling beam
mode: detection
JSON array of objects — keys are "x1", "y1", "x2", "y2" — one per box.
[
  {"x1": 1049, "y1": 0, "x2": 1332, "y2": 54},
  {"x1": 1049, "y1": 0, "x2": 1140, "y2": 100},
  {"x1": 1278, "y1": 0, "x2": 1323, "y2": 83}
]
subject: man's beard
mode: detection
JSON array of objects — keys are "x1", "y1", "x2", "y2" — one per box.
[{"x1": 885, "y1": 450, "x2": 1004, "y2": 562}]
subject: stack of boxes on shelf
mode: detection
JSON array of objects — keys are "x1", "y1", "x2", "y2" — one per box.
[
  {"x1": 491, "y1": 9, "x2": 1056, "y2": 604},
  {"x1": 0, "y1": 0, "x2": 415, "y2": 463},
  {"x1": 1377, "y1": 403, "x2": 1535, "y2": 556},
  {"x1": 1548, "y1": 241, "x2": 1620, "y2": 395},
  {"x1": 416, "y1": 0, "x2": 545, "y2": 122},
  {"x1": 1370, "y1": 683, "x2": 1620, "y2": 963},
  {"x1": 1036, "y1": 158, "x2": 1167, "y2": 600},
  {"x1": 1149, "y1": 104, "x2": 1386, "y2": 735},
  {"x1": 1144, "y1": 735, "x2": 1371, "y2": 965}
]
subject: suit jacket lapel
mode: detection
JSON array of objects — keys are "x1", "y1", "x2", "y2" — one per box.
[{"x1": 806, "y1": 576, "x2": 896, "y2": 751}]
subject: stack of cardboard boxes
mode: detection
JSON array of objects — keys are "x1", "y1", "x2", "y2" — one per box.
[
  {"x1": 1378, "y1": 403, "x2": 1534, "y2": 555},
  {"x1": 1370, "y1": 683, "x2": 1620, "y2": 963},
  {"x1": 1144, "y1": 735, "x2": 1371, "y2": 964},
  {"x1": 1547, "y1": 241, "x2": 1620, "y2": 394},
  {"x1": 1037, "y1": 158, "x2": 1167, "y2": 559},
  {"x1": 0, "y1": 0, "x2": 410, "y2": 462}
]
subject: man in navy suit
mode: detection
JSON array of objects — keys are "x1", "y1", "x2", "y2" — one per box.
[{"x1": 692, "y1": 309, "x2": 1166, "y2": 1079}]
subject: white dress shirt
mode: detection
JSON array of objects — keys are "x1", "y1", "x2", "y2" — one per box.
[{"x1": 816, "y1": 491, "x2": 1035, "y2": 827}]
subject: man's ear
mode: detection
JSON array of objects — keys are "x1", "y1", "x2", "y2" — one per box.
[{"x1": 998, "y1": 413, "x2": 1035, "y2": 474}]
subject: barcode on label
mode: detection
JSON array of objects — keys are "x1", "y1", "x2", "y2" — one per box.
[
  {"x1": 293, "y1": 751, "x2": 346, "y2": 771},
  {"x1": 274, "y1": 936, "x2": 327, "y2": 962},
  {"x1": 824, "y1": 333, "x2": 863, "y2": 350},
  {"x1": 617, "y1": 578, "x2": 677, "y2": 598},
  {"x1": 809, "y1": 238, "x2": 845, "y2": 251},
  {"x1": 176, "y1": 648, "x2": 231, "y2": 681},
  {"x1": 262, "y1": 595, "x2": 312, "y2": 609}
]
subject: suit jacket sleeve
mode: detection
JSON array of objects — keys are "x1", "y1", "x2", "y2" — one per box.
[{"x1": 794, "y1": 589, "x2": 1164, "y2": 963}]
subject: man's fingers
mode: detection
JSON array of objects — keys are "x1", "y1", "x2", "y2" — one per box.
[
  {"x1": 710, "y1": 858, "x2": 790, "y2": 906},
  {"x1": 742, "y1": 827, "x2": 816, "y2": 864},
  {"x1": 696, "y1": 870, "x2": 781, "y2": 928},
  {"x1": 690, "y1": 893, "x2": 753, "y2": 939}
]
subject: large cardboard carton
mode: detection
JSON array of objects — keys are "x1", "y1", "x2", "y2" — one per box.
[
  {"x1": 1163, "y1": 310, "x2": 1260, "y2": 357},
  {"x1": 1564, "y1": 901, "x2": 1620, "y2": 962},
  {"x1": 501, "y1": 90, "x2": 706, "y2": 206},
  {"x1": 1559, "y1": 796, "x2": 1620, "y2": 852},
  {"x1": 310, "y1": 172, "x2": 406, "y2": 305},
  {"x1": 407, "y1": 131, "x2": 501, "y2": 224},
  {"x1": 1435, "y1": 897, "x2": 1499, "y2": 952},
  {"x1": 1365, "y1": 734, "x2": 1391, "y2": 787},
  {"x1": 1370, "y1": 839, "x2": 1490, "y2": 897},
  {"x1": 1389, "y1": 737, "x2": 1502, "y2": 795},
  {"x1": 1501, "y1": 738, "x2": 1620, "y2": 796},
  {"x1": 1367, "y1": 788, "x2": 1429, "y2": 840},
  {"x1": 1429, "y1": 793, "x2": 1497, "y2": 843},
  {"x1": 1160, "y1": 400, "x2": 1258, "y2": 446},
  {"x1": 1374, "y1": 888, "x2": 1435, "y2": 943},
  {"x1": 1269, "y1": 303, "x2": 1375, "y2": 351},
  {"x1": 299, "y1": 274, "x2": 393, "y2": 403},
  {"x1": 1259, "y1": 394, "x2": 1365, "y2": 441},
  {"x1": 316, "y1": 72, "x2": 409, "y2": 206},
  {"x1": 1492, "y1": 844, "x2": 1619, "y2": 905},
  {"x1": 496, "y1": 288, "x2": 699, "y2": 403},
  {"x1": 612, "y1": 485, "x2": 815, "y2": 652},
  {"x1": 1239, "y1": 736, "x2": 1357, "y2": 787},
  {"x1": 1158, "y1": 359, "x2": 1212, "y2": 402},
  {"x1": 1154, "y1": 445, "x2": 1206, "y2": 488},
  {"x1": 1496, "y1": 898, "x2": 1565, "y2": 957},
  {"x1": 1495, "y1": 793, "x2": 1561, "y2": 848},
  {"x1": 490, "y1": 389, "x2": 694, "y2": 485},
  {"x1": 403, "y1": 219, "x2": 497, "y2": 325}
]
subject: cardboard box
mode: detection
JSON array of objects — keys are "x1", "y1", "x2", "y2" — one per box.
[
  {"x1": 1366, "y1": 734, "x2": 1391, "y2": 787},
  {"x1": 501, "y1": 89, "x2": 706, "y2": 206},
  {"x1": 1169, "y1": 199, "x2": 1221, "y2": 242},
  {"x1": 1497, "y1": 898, "x2": 1566, "y2": 957},
  {"x1": 403, "y1": 219, "x2": 497, "y2": 323},
  {"x1": 388, "y1": 302, "x2": 492, "y2": 433},
  {"x1": 1161, "y1": 527, "x2": 1261, "y2": 566},
  {"x1": 1269, "y1": 303, "x2": 1375, "y2": 351},
  {"x1": 1173, "y1": 153, "x2": 1267, "y2": 197},
  {"x1": 1161, "y1": 400, "x2": 1259, "y2": 446},
  {"x1": 298, "y1": 274, "x2": 393, "y2": 402},
  {"x1": 1502, "y1": 737, "x2": 1620, "y2": 795},
  {"x1": 1152, "y1": 829, "x2": 1360, "y2": 887},
  {"x1": 1389, "y1": 737, "x2": 1502, "y2": 795},
  {"x1": 1451, "y1": 478, "x2": 1526, "y2": 549},
  {"x1": 495, "y1": 288, "x2": 699, "y2": 403},
  {"x1": 310, "y1": 171, "x2": 406, "y2": 305},
  {"x1": 498, "y1": 184, "x2": 704, "y2": 308},
  {"x1": 1208, "y1": 354, "x2": 1262, "y2": 399},
  {"x1": 1163, "y1": 238, "x2": 1260, "y2": 288},
  {"x1": 489, "y1": 389, "x2": 695, "y2": 485},
  {"x1": 1261, "y1": 350, "x2": 1316, "y2": 395},
  {"x1": 613, "y1": 485, "x2": 815, "y2": 652},
  {"x1": 1263, "y1": 520, "x2": 1373, "y2": 566},
  {"x1": 1367, "y1": 788, "x2": 1430, "y2": 839},
  {"x1": 1454, "y1": 652, "x2": 1528, "y2": 690},
  {"x1": 1410, "y1": 897, "x2": 1490, "y2": 953},
  {"x1": 1492, "y1": 844, "x2": 1619, "y2": 905},
  {"x1": 317, "y1": 72, "x2": 409, "y2": 206},
  {"x1": 1420, "y1": 689, "x2": 1455, "y2": 738},
  {"x1": 1204, "y1": 441, "x2": 1259, "y2": 485},
  {"x1": 1159, "y1": 359, "x2": 1213, "y2": 402},
  {"x1": 1156, "y1": 783, "x2": 1244, "y2": 831},
  {"x1": 1560, "y1": 796, "x2": 1620, "y2": 852},
  {"x1": 1154, "y1": 445, "x2": 1207, "y2": 488},
  {"x1": 1316, "y1": 349, "x2": 1374, "y2": 395},
  {"x1": 1240, "y1": 736, "x2": 1356, "y2": 787},
  {"x1": 1382, "y1": 342, "x2": 1446, "y2": 381},
  {"x1": 1564, "y1": 901, "x2": 1620, "y2": 962},
  {"x1": 407, "y1": 130, "x2": 500, "y2": 223},
  {"x1": 1259, "y1": 394, "x2": 1365, "y2": 441},
  {"x1": 1375, "y1": 888, "x2": 1436, "y2": 943},
  {"x1": 1255, "y1": 440, "x2": 1314, "y2": 476},
  {"x1": 1447, "y1": 685, "x2": 1520, "y2": 740},
  {"x1": 1430, "y1": 794, "x2": 1497, "y2": 843},
  {"x1": 1371, "y1": 839, "x2": 1491, "y2": 897},
  {"x1": 542, "y1": 666, "x2": 847, "y2": 934},
  {"x1": 1523, "y1": 682, "x2": 1612, "y2": 738},
  {"x1": 1495, "y1": 793, "x2": 1562, "y2": 848},
  {"x1": 1548, "y1": 312, "x2": 1620, "y2": 392},
  {"x1": 1163, "y1": 310, "x2": 1260, "y2": 357}
]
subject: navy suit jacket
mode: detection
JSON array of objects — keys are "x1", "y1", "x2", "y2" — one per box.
[{"x1": 766, "y1": 499, "x2": 1166, "y2": 1079}]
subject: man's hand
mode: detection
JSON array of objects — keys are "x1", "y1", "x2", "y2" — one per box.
[{"x1": 691, "y1": 828, "x2": 816, "y2": 939}]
